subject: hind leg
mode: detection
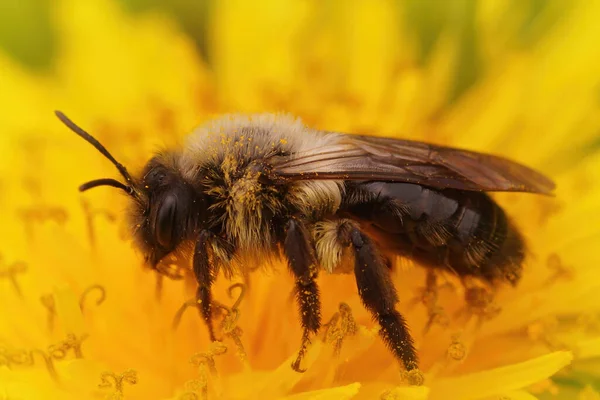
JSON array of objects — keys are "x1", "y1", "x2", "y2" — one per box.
[
  {"x1": 348, "y1": 226, "x2": 418, "y2": 371},
  {"x1": 317, "y1": 219, "x2": 418, "y2": 371}
]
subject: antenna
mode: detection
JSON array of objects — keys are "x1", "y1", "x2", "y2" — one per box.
[
  {"x1": 55, "y1": 110, "x2": 139, "y2": 198},
  {"x1": 79, "y1": 178, "x2": 134, "y2": 195}
]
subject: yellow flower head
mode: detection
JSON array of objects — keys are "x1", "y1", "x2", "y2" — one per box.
[{"x1": 1, "y1": 0, "x2": 600, "y2": 399}]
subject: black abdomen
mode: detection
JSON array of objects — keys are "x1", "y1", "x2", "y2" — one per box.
[{"x1": 340, "y1": 182, "x2": 525, "y2": 285}]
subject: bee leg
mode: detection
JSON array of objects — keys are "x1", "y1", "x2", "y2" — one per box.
[
  {"x1": 348, "y1": 227, "x2": 418, "y2": 371},
  {"x1": 193, "y1": 230, "x2": 218, "y2": 342},
  {"x1": 284, "y1": 218, "x2": 322, "y2": 373}
]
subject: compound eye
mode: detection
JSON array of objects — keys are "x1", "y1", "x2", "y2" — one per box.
[{"x1": 156, "y1": 194, "x2": 177, "y2": 249}]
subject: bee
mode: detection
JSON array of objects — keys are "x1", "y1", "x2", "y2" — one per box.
[{"x1": 56, "y1": 111, "x2": 554, "y2": 373}]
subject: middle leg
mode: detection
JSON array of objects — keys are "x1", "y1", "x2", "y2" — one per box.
[{"x1": 283, "y1": 218, "x2": 322, "y2": 372}]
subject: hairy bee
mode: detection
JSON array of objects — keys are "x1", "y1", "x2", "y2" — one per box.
[{"x1": 56, "y1": 111, "x2": 554, "y2": 373}]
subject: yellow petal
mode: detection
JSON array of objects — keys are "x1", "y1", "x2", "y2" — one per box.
[
  {"x1": 53, "y1": 286, "x2": 85, "y2": 336},
  {"x1": 279, "y1": 382, "x2": 360, "y2": 400},
  {"x1": 380, "y1": 386, "x2": 431, "y2": 400},
  {"x1": 574, "y1": 337, "x2": 600, "y2": 360},
  {"x1": 429, "y1": 351, "x2": 573, "y2": 400},
  {"x1": 491, "y1": 390, "x2": 539, "y2": 400},
  {"x1": 256, "y1": 341, "x2": 324, "y2": 398},
  {"x1": 580, "y1": 385, "x2": 600, "y2": 400}
]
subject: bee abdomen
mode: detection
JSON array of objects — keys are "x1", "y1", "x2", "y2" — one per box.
[{"x1": 340, "y1": 182, "x2": 525, "y2": 285}]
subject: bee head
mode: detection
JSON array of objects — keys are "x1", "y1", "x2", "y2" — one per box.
[
  {"x1": 56, "y1": 111, "x2": 205, "y2": 268},
  {"x1": 133, "y1": 154, "x2": 205, "y2": 267}
]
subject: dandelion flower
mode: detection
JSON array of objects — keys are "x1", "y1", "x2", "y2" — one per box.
[{"x1": 1, "y1": 0, "x2": 599, "y2": 399}]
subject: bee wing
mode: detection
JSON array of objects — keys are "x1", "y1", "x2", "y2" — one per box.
[{"x1": 270, "y1": 133, "x2": 555, "y2": 194}]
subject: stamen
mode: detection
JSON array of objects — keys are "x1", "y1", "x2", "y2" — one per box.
[
  {"x1": 458, "y1": 286, "x2": 501, "y2": 325},
  {"x1": 322, "y1": 303, "x2": 357, "y2": 357},
  {"x1": 47, "y1": 343, "x2": 67, "y2": 361},
  {"x1": 190, "y1": 343, "x2": 227, "y2": 397},
  {"x1": 213, "y1": 302, "x2": 240, "y2": 332},
  {"x1": 527, "y1": 317, "x2": 566, "y2": 351},
  {"x1": 0, "y1": 335, "x2": 90, "y2": 384},
  {"x1": 447, "y1": 334, "x2": 467, "y2": 361},
  {"x1": 226, "y1": 327, "x2": 248, "y2": 368},
  {"x1": 322, "y1": 311, "x2": 341, "y2": 341},
  {"x1": 32, "y1": 335, "x2": 89, "y2": 383},
  {"x1": 0, "y1": 346, "x2": 34, "y2": 369},
  {"x1": 409, "y1": 271, "x2": 453, "y2": 333},
  {"x1": 155, "y1": 274, "x2": 164, "y2": 301},
  {"x1": 401, "y1": 368, "x2": 425, "y2": 386},
  {"x1": 40, "y1": 294, "x2": 57, "y2": 331},
  {"x1": 179, "y1": 380, "x2": 206, "y2": 400},
  {"x1": 422, "y1": 306, "x2": 450, "y2": 335},
  {"x1": 172, "y1": 299, "x2": 200, "y2": 330},
  {"x1": 30, "y1": 349, "x2": 60, "y2": 382},
  {"x1": 7, "y1": 348, "x2": 34, "y2": 367},
  {"x1": 213, "y1": 301, "x2": 249, "y2": 369},
  {"x1": 98, "y1": 369, "x2": 138, "y2": 398},
  {"x1": 61, "y1": 333, "x2": 89, "y2": 359},
  {"x1": 545, "y1": 253, "x2": 574, "y2": 286},
  {"x1": 216, "y1": 283, "x2": 249, "y2": 368},
  {"x1": 173, "y1": 284, "x2": 250, "y2": 369},
  {"x1": 537, "y1": 197, "x2": 562, "y2": 226},
  {"x1": 22, "y1": 175, "x2": 43, "y2": 200},
  {"x1": 227, "y1": 283, "x2": 246, "y2": 311},
  {"x1": 0, "y1": 258, "x2": 27, "y2": 298},
  {"x1": 18, "y1": 206, "x2": 68, "y2": 239},
  {"x1": 156, "y1": 261, "x2": 187, "y2": 280},
  {"x1": 190, "y1": 342, "x2": 227, "y2": 376},
  {"x1": 42, "y1": 286, "x2": 106, "y2": 332},
  {"x1": 81, "y1": 199, "x2": 116, "y2": 250},
  {"x1": 79, "y1": 284, "x2": 107, "y2": 311}
]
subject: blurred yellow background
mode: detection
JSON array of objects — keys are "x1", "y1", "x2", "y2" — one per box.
[
  {"x1": 1, "y1": 0, "x2": 597, "y2": 166},
  {"x1": 0, "y1": 0, "x2": 574, "y2": 103}
]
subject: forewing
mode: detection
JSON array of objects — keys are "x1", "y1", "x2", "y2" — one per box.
[{"x1": 270, "y1": 133, "x2": 555, "y2": 194}]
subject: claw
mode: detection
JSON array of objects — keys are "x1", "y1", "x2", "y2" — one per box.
[
  {"x1": 291, "y1": 357, "x2": 307, "y2": 373},
  {"x1": 291, "y1": 331, "x2": 311, "y2": 373}
]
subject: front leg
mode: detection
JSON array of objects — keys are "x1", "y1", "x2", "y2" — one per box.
[
  {"x1": 194, "y1": 230, "x2": 217, "y2": 342},
  {"x1": 284, "y1": 219, "x2": 322, "y2": 372}
]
